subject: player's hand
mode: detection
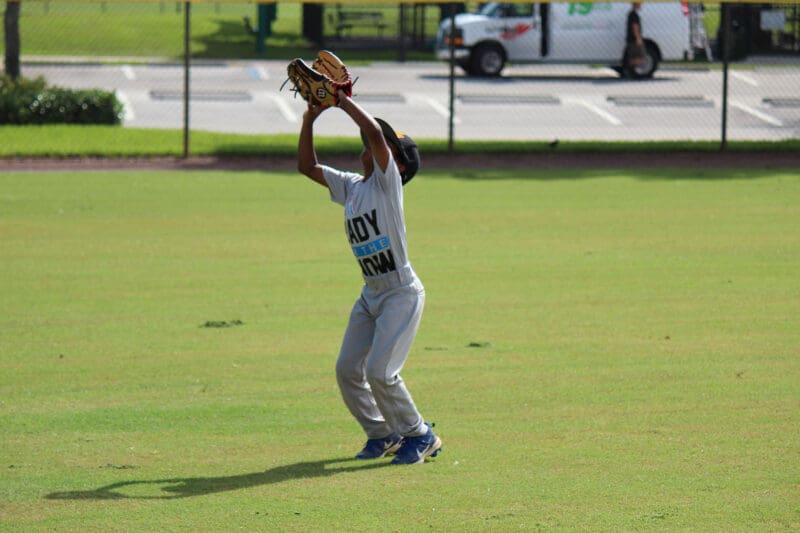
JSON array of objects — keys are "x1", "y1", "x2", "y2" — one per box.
[{"x1": 304, "y1": 101, "x2": 327, "y2": 122}]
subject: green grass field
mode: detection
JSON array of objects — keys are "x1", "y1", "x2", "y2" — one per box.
[
  {"x1": 10, "y1": 1, "x2": 440, "y2": 61},
  {"x1": 3, "y1": 125, "x2": 799, "y2": 158},
  {"x1": 1, "y1": 167, "x2": 799, "y2": 531}
]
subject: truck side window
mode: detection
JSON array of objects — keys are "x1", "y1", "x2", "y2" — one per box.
[
  {"x1": 498, "y1": 4, "x2": 517, "y2": 17},
  {"x1": 495, "y1": 3, "x2": 534, "y2": 18},
  {"x1": 516, "y1": 4, "x2": 535, "y2": 17}
]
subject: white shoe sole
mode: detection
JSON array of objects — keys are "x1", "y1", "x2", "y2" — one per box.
[
  {"x1": 385, "y1": 440, "x2": 403, "y2": 457},
  {"x1": 412, "y1": 435, "x2": 443, "y2": 465}
]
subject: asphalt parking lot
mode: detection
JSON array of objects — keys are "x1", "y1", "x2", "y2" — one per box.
[{"x1": 22, "y1": 60, "x2": 800, "y2": 142}]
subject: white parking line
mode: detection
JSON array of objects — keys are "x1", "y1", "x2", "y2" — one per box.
[
  {"x1": 731, "y1": 71, "x2": 758, "y2": 87},
  {"x1": 730, "y1": 100, "x2": 783, "y2": 126},
  {"x1": 115, "y1": 91, "x2": 135, "y2": 121},
  {"x1": 248, "y1": 65, "x2": 269, "y2": 80},
  {"x1": 564, "y1": 97, "x2": 622, "y2": 126},
  {"x1": 120, "y1": 65, "x2": 135, "y2": 81},
  {"x1": 596, "y1": 67, "x2": 621, "y2": 78},
  {"x1": 410, "y1": 94, "x2": 461, "y2": 124},
  {"x1": 267, "y1": 94, "x2": 298, "y2": 123}
]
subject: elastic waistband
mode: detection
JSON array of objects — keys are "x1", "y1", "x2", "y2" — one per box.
[{"x1": 363, "y1": 265, "x2": 415, "y2": 292}]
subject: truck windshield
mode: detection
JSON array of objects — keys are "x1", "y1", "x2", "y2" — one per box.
[{"x1": 478, "y1": 2, "x2": 532, "y2": 18}]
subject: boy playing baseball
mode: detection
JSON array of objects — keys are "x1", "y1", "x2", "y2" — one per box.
[{"x1": 296, "y1": 89, "x2": 442, "y2": 465}]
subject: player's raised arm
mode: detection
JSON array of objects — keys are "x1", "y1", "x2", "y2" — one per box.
[
  {"x1": 336, "y1": 90, "x2": 391, "y2": 174},
  {"x1": 297, "y1": 103, "x2": 328, "y2": 188}
]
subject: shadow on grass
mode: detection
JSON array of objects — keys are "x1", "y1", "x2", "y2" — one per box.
[
  {"x1": 45, "y1": 457, "x2": 389, "y2": 500},
  {"x1": 420, "y1": 72, "x2": 680, "y2": 84}
]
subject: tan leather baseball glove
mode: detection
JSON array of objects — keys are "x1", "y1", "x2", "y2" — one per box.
[{"x1": 283, "y1": 51, "x2": 353, "y2": 107}]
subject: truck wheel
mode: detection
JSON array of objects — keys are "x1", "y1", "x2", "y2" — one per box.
[
  {"x1": 625, "y1": 42, "x2": 660, "y2": 79},
  {"x1": 470, "y1": 43, "x2": 505, "y2": 77}
]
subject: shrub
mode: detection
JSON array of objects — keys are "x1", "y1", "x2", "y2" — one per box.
[{"x1": 0, "y1": 75, "x2": 123, "y2": 125}]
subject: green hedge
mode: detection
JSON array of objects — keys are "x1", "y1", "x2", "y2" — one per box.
[{"x1": 0, "y1": 76, "x2": 123, "y2": 125}]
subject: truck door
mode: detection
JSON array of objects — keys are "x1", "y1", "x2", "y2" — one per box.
[
  {"x1": 548, "y1": 2, "x2": 624, "y2": 61},
  {"x1": 491, "y1": 3, "x2": 541, "y2": 61}
]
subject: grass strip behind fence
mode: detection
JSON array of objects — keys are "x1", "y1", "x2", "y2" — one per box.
[{"x1": 3, "y1": 125, "x2": 800, "y2": 158}]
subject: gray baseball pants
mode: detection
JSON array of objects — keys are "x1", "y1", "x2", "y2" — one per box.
[{"x1": 335, "y1": 268, "x2": 427, "y2": 439}]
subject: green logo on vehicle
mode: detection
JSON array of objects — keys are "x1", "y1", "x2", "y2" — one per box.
[{"x1": 568, "y1": 3, "x2": 612, "y2": 15}]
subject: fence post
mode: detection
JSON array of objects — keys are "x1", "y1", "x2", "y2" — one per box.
[
  {"x1": 398, "y1": 4, "x2": 407, "y2": 63},
  {"x1": 720, "y1": 2, "x2": 731, "y2": 151},
  {"x1": 256, "y1": 3, "x2": 276, "y2": 54},
  {"x1": 183, "y1": 1, "x2": 191, "y2": 158},
  {"x1": 447, "y1": 3, "x2": 457, "y2": 155}
]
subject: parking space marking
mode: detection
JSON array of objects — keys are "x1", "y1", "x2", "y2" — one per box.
[
  {"x1": 354, "y1": 93, "x2": 406, "y2": 103},
  {"x1": 410, "y1": 94, "x2": 461, "y2": 124},
  {"x1": 149, "y1": 90, "x2": 251, "y2": 102},
  {"x1": 121, "y1": 65, "x2": 135, "y2": 80},
  {"x1": 763, "y1": 98, "x2": 800, "y2": 108},
  {"x1": 731, "y1": 71, "x2": 758, "y2": 87},
  {"x1": 730, "y1": 100, "x2": 783, "y2": 126},
  {"x1": 563, "y1": 97, "x2": 622, "y2": 126},
  {"x1": 248, "y1": 65, "x2": 269, "y2": 80},
  {"x1": 267, "y1": 93, "x2": 299, "y2": 123},
  {"x1": 116, "y1": 91, "x2": 135, "y2": 121},
  {"x1": 458, "y1": 94, "x2": 560, "y2": 105},
  {"x1": 608, "y1": 95, "x2": 712, "y2": 108}
]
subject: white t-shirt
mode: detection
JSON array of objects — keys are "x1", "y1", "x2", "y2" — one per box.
[{"x1": 322, "y1": 155, "x2": 412, "y2": 280}]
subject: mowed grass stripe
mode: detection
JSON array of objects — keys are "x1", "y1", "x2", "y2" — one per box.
[{"x1": 1, "y1": 169, "x2": 798, "y2": 530}]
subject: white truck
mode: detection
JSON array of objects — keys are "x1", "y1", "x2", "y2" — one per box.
[{"x1": 435, "y1": 2, "x2": 694, "y2": 78}]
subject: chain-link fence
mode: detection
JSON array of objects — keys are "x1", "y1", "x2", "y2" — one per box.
[{"x1": 3, "y1": 1, "x2": 799, "y2": 151}]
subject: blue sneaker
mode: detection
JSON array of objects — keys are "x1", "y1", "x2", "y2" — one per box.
[
  {"x1": 355, "y1": 433, "x2": 403, "y2": 460},
  {"x1": 391, "y1": 423, "x2": 442, "y2": 465}
]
